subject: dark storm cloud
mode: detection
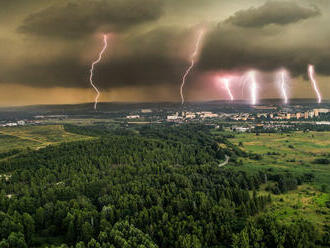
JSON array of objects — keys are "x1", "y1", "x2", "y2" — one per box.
[
  {"x1": 199, "y1": 24, "x2": 330, "y2": 76},
  {"x1": 198, "y1": 1, "x2": 330, "y2": 77},
  {"x1": 0, "y1": 0, "x2": 56, "y2": 19},
  {"x1": 0, "y1": 0, "x2": 25, "y2": 8},
  {"x1": 2, "y1": 0, "x2": 329, "y2": 91},
  {"x1": 3, "y1": 27, "x2": 190, "y2": 88},
  {"x1": 18, "y1": 0, "x2": 163, "y2": 39},
  {"x1": 225, "y1": 1, "x2": 320, "y2": 27},
  {"x1": 3, "y1": 57, "x2": 86, "y2": 88},
  {"x1": 4, "y1": 54, "x2": 185, "y2": 89}
]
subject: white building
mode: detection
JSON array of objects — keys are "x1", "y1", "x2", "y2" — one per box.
[
  {"x1": 17, "y1": 120, "x2": 26, "y2": 126},
  {"x1": 5, "y1": 123, "x2": 17, "y2": 127},
  {"x1": 199, "y1": 112, "x2": 218, "y2": 118},
  {"x1": 167, "y1": 116, "x2": 178, "y2": 120},
  {"x1": 234, "y1": 126, "x2": 250, "y2": 132},
  {"x1": 126, "y1": 115, "x2": 140, "y2": 119},
  {"x1": 167, "y1": 112, "x2": 182, "y2": 121},
  {"x1": 184, "y1": 112, "x2": 196, "y2": 119}
]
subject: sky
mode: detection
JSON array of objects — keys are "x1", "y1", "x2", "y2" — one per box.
[{"x1": 0, "y1": 0, "x2": 329, "y2": 106}]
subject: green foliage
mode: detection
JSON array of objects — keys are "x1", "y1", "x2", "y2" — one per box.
[
  {"x1": 233, "y1": 215, "x2": 321, "y2": 248},
  {"x1": 313, "y1": 158, "x2": 330, "y2": 164},
  {"x1": 0, "y1": 125, "x2": 324, "y2": 247},
  {"x1": 0, "y1": 149, "x2": 21, "y2": 160}
]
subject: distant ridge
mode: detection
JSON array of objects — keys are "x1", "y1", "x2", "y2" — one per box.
[{"x1": 1, "y1": 98, "x2": 329, "y2": 110}]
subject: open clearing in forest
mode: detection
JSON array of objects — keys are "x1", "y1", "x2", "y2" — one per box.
[
  {"x1": 0, "y1": 125, "x2": 93, "y2": 154},
  {"x1": 258, "y1": 184, "x2": 330, "y2": 231},
  {"x1": 228, "y1": 132, "x2": 330, "y2": 230},
  {"x1": 228, "y1": 131, "x2": 330, "y2": 189},
  {"x1": 231, "y1": 132, "x2": 330, "y2": 159}
]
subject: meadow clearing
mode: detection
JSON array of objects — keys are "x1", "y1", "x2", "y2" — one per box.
[
  {"x1": 229, "y1": 131, "x2": 330, "y2": 187},
  {"x1": 0, "y1": 125, "x2": 92, "y2": 154},
  {"x1": 228, "y1": 131, "x2": 330, "y2": 229}
]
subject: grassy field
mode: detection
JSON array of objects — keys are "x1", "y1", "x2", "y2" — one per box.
[
  {"x1": 257, "y1": 184, "x2": 330, "y2": 230},
  {"x1": 225, "y1": 131, "x2": 330, "y2": 229},
  {"x1": 228, "y1": 131, "x2": 330, "y2": 188},
  {"x1": 42, "y1": 118, "x2": 119, "y2": 125},
  {"x1": 0, "y1": 133, "x2": 40, "y2": 153},
  {"x1": 0, "y1": 125, "x2": 93, "y2": 154},
  {"x1": 230, "y1": 131, "x2": 330, "y2": 158}
]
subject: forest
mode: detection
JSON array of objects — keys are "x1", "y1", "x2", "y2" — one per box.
[{"x1": 0, "y1": 124, "x2": 328, "y2": 247}]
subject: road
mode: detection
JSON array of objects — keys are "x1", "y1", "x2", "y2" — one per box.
[{"x1": 219, "y1": 155, "x2": 230, "y2": 167}]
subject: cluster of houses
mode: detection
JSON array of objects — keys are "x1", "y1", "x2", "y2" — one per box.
[
  {"x1": 167, "y1": 112, "x2": 219, "y2": 121},
  {"x1": 231, "y1": 109, "x2": 329, "y2": 121},
  {"x1": 125, "y1": 108, "x2": 329, "y2": 123},
  {"x1": 0, "y1": 120, "x2": 26, "y2": 127}
]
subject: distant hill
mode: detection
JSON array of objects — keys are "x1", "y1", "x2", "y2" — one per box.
[{"x1": 0, "y1": 99, "x2": 329, "y2": 120}]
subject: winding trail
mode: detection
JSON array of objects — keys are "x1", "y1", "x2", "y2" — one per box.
[{"x1": 219, "y1": 155, "x2": 230, "y2": 167}]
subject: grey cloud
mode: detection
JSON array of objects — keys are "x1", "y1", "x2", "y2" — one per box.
[
  {"x1": 2, "y1": 0, "x2": 329, "y2": 92},
  {"x1": 18, "y1": 0, "x2": 163, "y2": 39},
  {"x1": 3, "y1": 27, "x2": 191, "y2": 89},
  {"x1": 198, "y1": 23, "x2": 330, "y2": 77},
  {"x1": 3, "y1": 55, "x2": 185, "y2": 89},
  {"x1": 225, "y1": 1, "x2": 320, "y2": 27},
  {"x1": 196, "y1": 1, "x2": 329, "y2": 77},
  {"x1": 0, "y1": 0, "x2": 26, "y2": 8}
]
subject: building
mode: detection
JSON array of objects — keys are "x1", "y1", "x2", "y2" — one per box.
[
  {"x1": 316, "y1": 108, "x2": 329, "y2": 114},
  {"x1": 167, "y1": 112, "x2": 180, "y2": 121},
  {"x1": 233, "y1": 126, "x2": 250, "y2": 132},
  {"x1": 185, "y1": 112, "x2": 196, "y2": 119},
  {"x1": 257, "y1": 113, "x2": 268, "y2": 118},
  {"x1": 316, "y1": 122, "x2": 330, "y2": 125},
  {"x1": 17, "y1": 120, "x2": 26, "y2": 126},
  {"x1": 167, "y1": 116, "x2": 178, "y2": 120},
  {"x1": 275, "y1": 113, "x2": 286, "y2": 120},
  {"x1": 126, "y1": 115, "x2": 140, "y2": 119},
  {"x1": 199, "y1": 112, "x2": 218, "y2": 118},
  {"x1": 4, "y1": 123, "x2": 17, "y2": 127}
]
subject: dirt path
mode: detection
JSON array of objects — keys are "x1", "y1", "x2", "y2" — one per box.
[{"x1": 219, "y1": 155, "x2": 230, "y2": 167}]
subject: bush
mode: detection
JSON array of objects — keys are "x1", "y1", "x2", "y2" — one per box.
[{"x1": 313, "y1": 158, "x2": 330, "y2": 165}]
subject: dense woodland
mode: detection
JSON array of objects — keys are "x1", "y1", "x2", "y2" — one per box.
[{"x1": 0, "y1": 124, "x2": 328, "y2": 247}]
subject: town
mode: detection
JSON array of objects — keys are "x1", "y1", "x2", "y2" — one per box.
[{"x1": 1, "y1": 106, "x2": 329, "y2": 128}]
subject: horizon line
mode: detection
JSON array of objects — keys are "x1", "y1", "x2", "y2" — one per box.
[{"x1": 0, "y1": 98, "x2": 329, "y2": 109}]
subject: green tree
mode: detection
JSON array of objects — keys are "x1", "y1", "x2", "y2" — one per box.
[
  {"x1": 82, "y1": 222, "x2": 94, "y2": 243},
  {"x1": 7, "y1": 232, "x2": 27, "y2": 248},
  {"x1": 22, "y1": 213, "x2": 35, "y2": 243},
  {"x1": 179, "y1": 234, "x2": 202, "y2": 248}
]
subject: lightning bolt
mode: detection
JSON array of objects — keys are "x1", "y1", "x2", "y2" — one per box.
[
  {"x1": 279, "y1": 70, "x2": 288, "y2": 104},
  {"x1": 89, "y1": 34, "x2": 108, "y2": 110},
  {"x1": 248, "y1": 71, "x2": 258, "y2": 105},
  {"x1": 180, "y1": 30, "x2": 205, "y2": 105},
  {"x1": 222, "y1": 78, "x2": 234, "y2": 101},
  {"x1": 240, "y1": 75, "x2": 249, "y2": 98},
  {"x1": 308, "y1": 65, "x2": 322, "y2": 104}
]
